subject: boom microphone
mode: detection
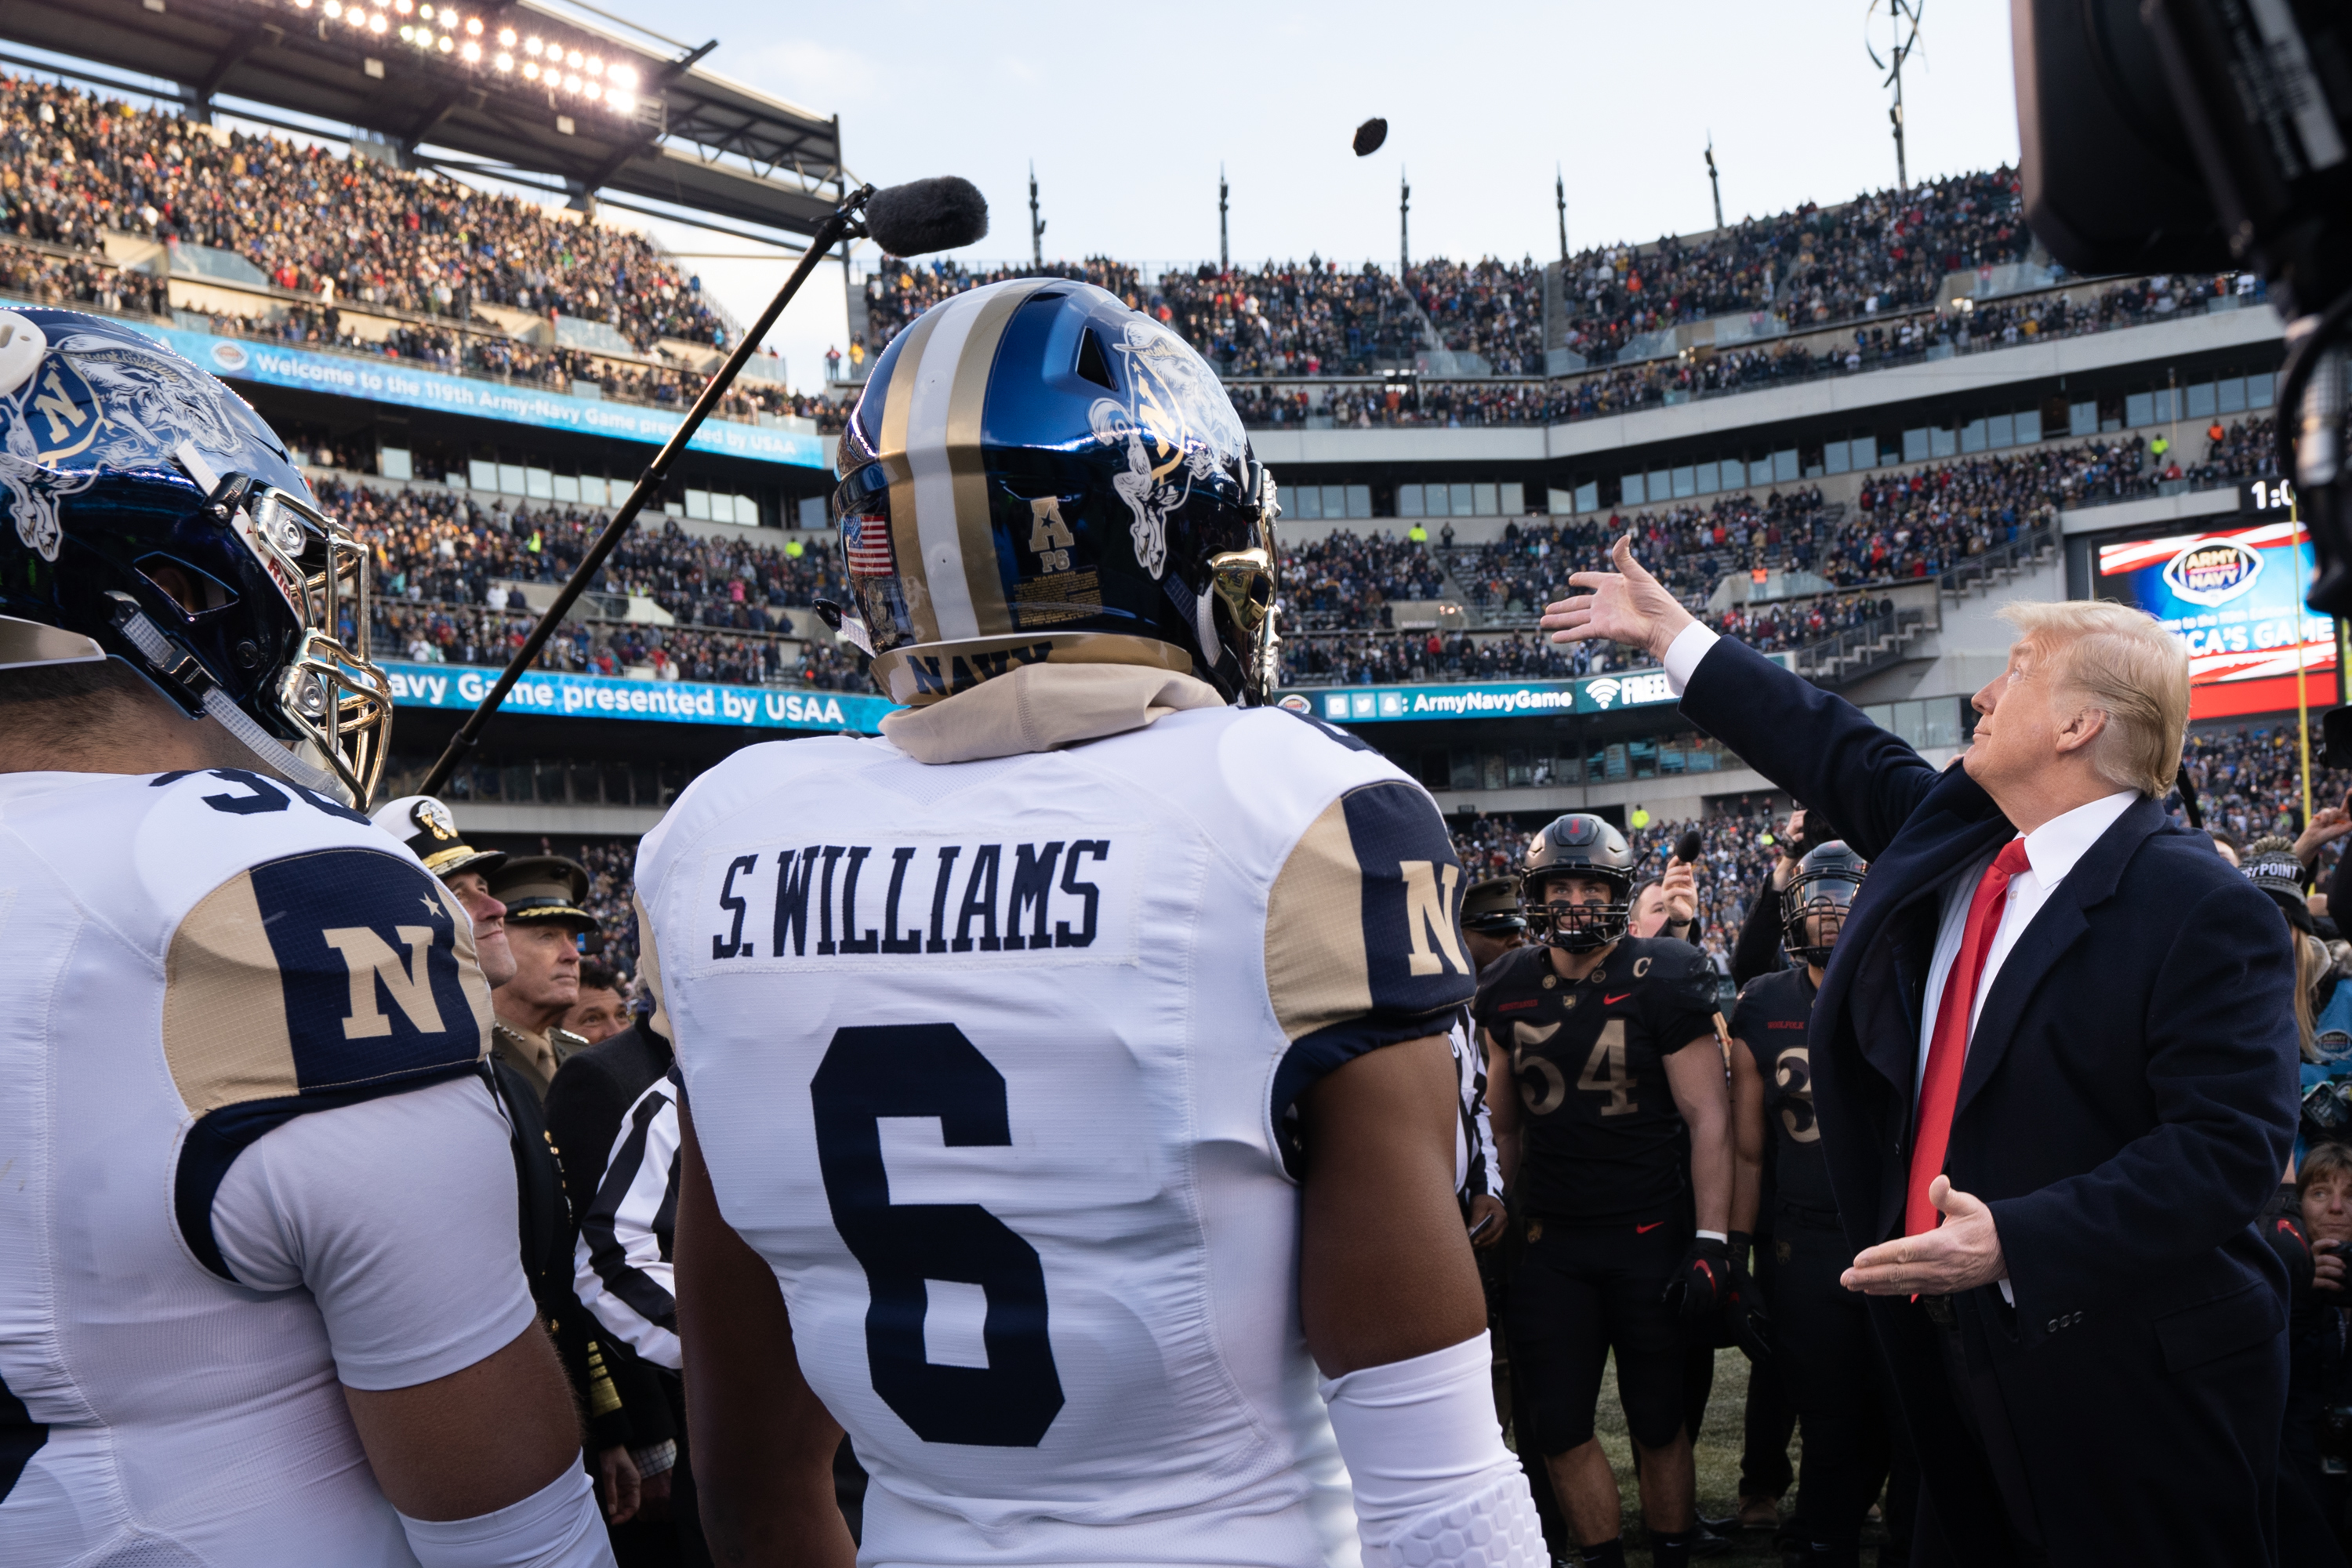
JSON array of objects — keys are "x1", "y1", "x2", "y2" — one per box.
[
  {"x1": 1673, "y1": 829, "x2": 1703, "y2": 866},
  {"x1": 862, "y1": 176, "x2": 989, "y2": 257}
]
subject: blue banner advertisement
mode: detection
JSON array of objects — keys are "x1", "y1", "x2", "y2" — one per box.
[
  {"x1": 1290, "y1": 668, "x2": 1680, "y2": 723},
  {"x1": 381, "y1": 661, "x2": 898, "y2": 733},
  {"x1": 49, "y1": 314, "x2": 830, "y2": 471}
]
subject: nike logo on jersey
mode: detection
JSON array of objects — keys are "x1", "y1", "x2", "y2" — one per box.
[
  {"x1": 1603, "y1": 992, "x2": 1634, "y2": 1005},
  {"x1": 1636, "y1": 1221, "x2": 1664, "y2": 1234}
]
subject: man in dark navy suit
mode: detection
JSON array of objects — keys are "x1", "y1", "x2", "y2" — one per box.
[{"x1": 1544, "y1": 538, "x2": 2299, "y2": 1566}]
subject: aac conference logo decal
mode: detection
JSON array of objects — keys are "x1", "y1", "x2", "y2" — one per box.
[{"x1": 2163, "y1": 538, "x2": 2263, "y2": 607}]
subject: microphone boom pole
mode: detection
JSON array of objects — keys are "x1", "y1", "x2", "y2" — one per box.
[{"x1": 416, "y1": 183, "x2": 877, "y2": 800}]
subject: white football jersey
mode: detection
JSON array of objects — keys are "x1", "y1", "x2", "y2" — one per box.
[
  {"x1": 638, "y1": 700, "x2": 1480, "y2": 1568},
  {"x1": 0, "y1": 766, "x2": 524, "y2": 1566}
]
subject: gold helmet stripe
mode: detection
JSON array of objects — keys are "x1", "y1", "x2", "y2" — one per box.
[
  {"x1": 880, "y1": 304, "x2": 946, "y2": 647},
  {"x1": 942, "y1": 279, "x2": 1051, "y2": 638},
  {"x1": 897, "y1": 279, "x2": 1054, "y2": 643}
]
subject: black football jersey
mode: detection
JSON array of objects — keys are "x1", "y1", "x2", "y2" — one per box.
[
  {"x1": 1472, "y1": 936, "x2": 1722, "y2": 1222},
  {"x1": 1730, "y1": 966, "x2": 1834, "y2": 1214}
]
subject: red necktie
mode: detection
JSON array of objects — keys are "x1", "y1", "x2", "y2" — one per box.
[{"x1": 1906, "y1": 838, "x2": 2032, "y2": 1237}]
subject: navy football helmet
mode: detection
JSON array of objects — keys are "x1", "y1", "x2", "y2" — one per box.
[
  {"x1": 829, "y1": 281, "x2": 1280, "y2": 705},
  {"x1": 1521, "y1": 812, "x2": 1636, "y2": 952},
  {"x1": 0, "y1": 309, "x2": 390, "y2": 804}
]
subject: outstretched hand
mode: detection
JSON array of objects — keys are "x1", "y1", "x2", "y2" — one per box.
[
  {"x1": 1842, "y1": 1176, "x2": 2008, "y2": 1296},
  {"x1": 1538, "y1": 535, "x2": 1699, "y2": 663}
]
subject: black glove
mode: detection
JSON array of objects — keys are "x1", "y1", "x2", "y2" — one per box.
[
  {"x1": 1663, "y1": 1235, "x2": 1731, "y2": 1322},
  {"x1": 1726, "y1": 1230, "x2": 1755, "y2": 1282}
]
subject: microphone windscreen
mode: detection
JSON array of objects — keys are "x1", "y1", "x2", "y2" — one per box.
[
  {"x1": 1352, "y1": 117, "x2": 1388, "y2": 158},
  {"x1": 1674, "y1": 830, "x2": 1702, "y2": 865},
  {"x1": 863, "y1": 177, "x2": 989, "y2": 257}
]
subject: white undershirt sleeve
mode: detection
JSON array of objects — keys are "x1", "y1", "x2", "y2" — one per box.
[
  {"x1": 1662, "y1": 622, "x2": 1722, "y2": 695},
  {"x1": 212, "y1": 1072, "x2": 537, "y2": 1390}
]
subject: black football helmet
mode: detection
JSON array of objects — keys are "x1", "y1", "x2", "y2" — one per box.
[
  {"x1": 828, "y1": 281, "x2": 1279, "y2": 706},
  {"x1": 1782, "y1": 840, "x2": 1866, "y2": 965},
  {"x1": 1520, "y1": 811, "x2": 1635, "y2": 952},
  {"x1": 0, "y1": 308, "x2": 389, "y2": 804}
]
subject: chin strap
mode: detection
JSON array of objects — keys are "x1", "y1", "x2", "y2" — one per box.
[{"x1": 107, "y1": 594, "x2": 345, "y2": 800}]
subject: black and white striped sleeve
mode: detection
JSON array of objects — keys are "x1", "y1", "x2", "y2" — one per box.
[
  {"x1": 572, "y1": 1070, "x2": 682, "y2": 1371},
  {"x1": 1450, "y1": 1011, "x2": 1501, "y2": 1203}
]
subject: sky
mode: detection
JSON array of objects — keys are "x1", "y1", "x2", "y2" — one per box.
[{"x1": 629, "y1": 0, "x2": 2027, "y2": 390}]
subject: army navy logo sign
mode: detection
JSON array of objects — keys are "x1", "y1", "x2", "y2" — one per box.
[{"x1": 2163, "y1": 538, "x2": 2264, "y2": 607}]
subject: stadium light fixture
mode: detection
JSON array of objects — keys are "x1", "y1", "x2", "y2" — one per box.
[
  {"x1": 524, "y1": 35, "x2": 543, "y2": 54},
  {"x1": 438, "y1": 32, "x2": 453, "y2": 49},
  {"x1": 609, "y1": 64, "x2": 637, "y2": 89},
  {"x1": 466, "y1": 16, "x2": 481, "y2": 32},
  {"x1": 460, "y1": 39, "x2": 480, "y2": 60},
  {"x1": 496, "y1": 24, "x2": 514, "y2": 43},
  {"x1": 493, "y1": 49, "x2": 510, "y2": 68},
  {"x1": 521, "y1": 59, "x2": 539, "y2": 78},
  {"x1": 322, "y1": 1, "x2": 340, "y2": 17},
  {"x1": 369, "y1": 13, "x2": 387, "y2": 32}
]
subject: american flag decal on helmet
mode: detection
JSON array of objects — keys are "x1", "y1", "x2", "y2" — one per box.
[{"x1": 844, "y1": 514, "x2": 895, "y2": 577}]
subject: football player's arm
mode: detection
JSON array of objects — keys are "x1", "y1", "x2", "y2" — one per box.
[
  {"x1": 1299, "y1": 1035, "x2": 1544, "y2": 1567},
  {"x1": 1727, "y1": 1033, "x2": 1765, "y2": 1237},
  {"x1": 1665, "y1": 1034, "x2": 1733, "y2": 1236},
  {"x1": 1482, "y1": 1027, "x2": 1523, "y2": 1196},
  {"x1": 673, "y1": 1099, "x2": 854, "y2": 1568},
  {"x1": 212, "y1": 1076, "x2": 612, "y2": 1565},
  {"x1": 1299, "y1": 1033, "x2": 1488, "y2": 1373}
]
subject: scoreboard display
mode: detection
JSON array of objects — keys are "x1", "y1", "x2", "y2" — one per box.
[{"x1": 2094, "y1": 513, "x2": 2335, "y2": 720}]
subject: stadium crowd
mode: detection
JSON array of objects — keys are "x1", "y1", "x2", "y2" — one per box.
[{"x1": 0, "y1": 74, "x2": 730, "y2": 348}]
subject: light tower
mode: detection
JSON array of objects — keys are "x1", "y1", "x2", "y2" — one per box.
[
  {"x1": 1867, "y1": 0, "x2": 1925, "y2": 193},
  {"x1": 1705, "y1": 135, "x2": 1724, "y2": 230},
  {"x1": 1556, "y1": 165, "x2": 1568, "y2": 261},
  {"x1": 1219, "y1": 165, "x2": 1229, "y2": 273},
  {"x1": 1399, "y1": 167, "x2": 1410, "y2": 275},
  {"x1": 1029, "y1": 162, "x2": 1045, "y2": 267}
]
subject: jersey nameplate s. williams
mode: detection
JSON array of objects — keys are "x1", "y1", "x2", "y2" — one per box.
[{"x1": 688, "y1": 829, "x2": 1135, "y2": 974}]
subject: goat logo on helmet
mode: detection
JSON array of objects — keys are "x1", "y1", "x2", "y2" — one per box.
[{"x1": 0, "y1": 308, "x2": 392, "y2": 806}]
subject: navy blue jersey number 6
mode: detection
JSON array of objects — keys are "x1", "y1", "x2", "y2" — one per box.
[{"x1": 811, "y1": 1023, "x2": 1065, "y2": 1446}]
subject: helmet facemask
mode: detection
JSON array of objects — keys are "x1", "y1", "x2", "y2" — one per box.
[
  {"x1": 1525, "y1": 867, "x2": 1632, "y2": 953},
  {"x1": 111, "y1": 470, "x2": 392, "y2": 807},
  {"x1": 1781, "y1": 862, "x2": 1862, "y2": 966},
  {"x1": 1203, "y1": 466, "x2": 1283, "y2": 703}
]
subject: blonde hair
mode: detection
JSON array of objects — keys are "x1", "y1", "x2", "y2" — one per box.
[
  {"x1": 1998, "y1": 599, "x2": 2190, "y2": 796},
  {"x1": 2299, "y1": 931, "x2": 2332, "y2": 1063}
]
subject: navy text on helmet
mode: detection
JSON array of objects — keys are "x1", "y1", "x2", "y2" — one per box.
[{"x1": 829, "y1": 281, "x2": 1279, "y2": 706}]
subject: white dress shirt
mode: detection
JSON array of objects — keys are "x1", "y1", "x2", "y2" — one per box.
[{"x1": 1664, "y1": 624, "x2": 2141, "y2": 1296}]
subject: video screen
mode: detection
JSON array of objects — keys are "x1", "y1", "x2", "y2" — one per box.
[{"x1": 2095, "y1": 521, "x2": 2337, "y2": 720}]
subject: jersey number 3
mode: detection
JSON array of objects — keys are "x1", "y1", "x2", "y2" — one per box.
[{"x1": 812, "y1": 1024, "x2": 1065, "y2": 1446}]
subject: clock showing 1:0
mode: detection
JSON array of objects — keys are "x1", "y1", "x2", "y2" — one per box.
[{"x1": 2242, "y1": 477, "x2": 2299, "y2": 515}]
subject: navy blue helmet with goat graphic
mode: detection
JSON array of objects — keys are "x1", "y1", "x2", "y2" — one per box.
[
  {"x1": 829, "y1": 280, "x2": 1281, "y2": 706},
  {"x1": 0, "y1": 308, "x2": 390, "y2": 804}
]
